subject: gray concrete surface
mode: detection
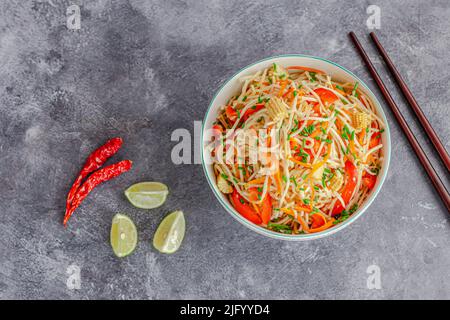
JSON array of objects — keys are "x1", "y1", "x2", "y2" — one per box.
[{"x1": 0, "y1": 0, "x2": 449, "y2": 300}]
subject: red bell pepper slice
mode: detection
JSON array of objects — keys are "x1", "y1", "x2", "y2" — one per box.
[
  {"x1": 225, "y1": 106, "x2": 237, "y2": 122},
  {"x1": 310, "y1": 213, "x2": 326, "y2": 229},
  {"x1": 242, "y1": 104, "x2": 265, "y2": 121},
  {"x1": 212, "y1": 124, "x2": 223, "y2": 134},
  {"x1": 362, "y1": 172, "x2": 377, "y2": 190},
  {"x1": 314, "y1": 88, "x2": 338, "y2": 105},
  {"x1": 369, "y1": 122, "x2": 382, "y2": 149},
  {"x1": 231, "y1": 189, "x2": 262, "y2": 225},
  {"x1": 312, "y1": 102, "x2": 322, "y2": 115},
  {"x1": 248, "y1": 187, "x2": 272, "y2": 225},
  {"x1": 369, "y1": 135, "x2": 380, "y2": 149},
  {"x1": 260, "y1": 193, "x2": 272, "y2": 225},
  {"x1": 330, "y1": 160, "x2": 358, "y2": 216}
]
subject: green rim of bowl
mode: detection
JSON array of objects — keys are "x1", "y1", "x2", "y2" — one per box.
[{"x1": 201, "y1": 54, "x2": 391, "y2": 241}]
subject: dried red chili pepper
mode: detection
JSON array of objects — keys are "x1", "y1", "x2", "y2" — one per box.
[
  {"x1": 63, "y1": 160, "x2": 132, "y2": 226},
  {"x1": 65, "y1": 137, "x2": 123, "y2": 217}
]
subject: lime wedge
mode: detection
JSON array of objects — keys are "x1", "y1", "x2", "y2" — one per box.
[
  {"x1": 153, "y1": 210, "x2": 185, "y2": 254},
  {"x1": 125, "y1": 182, "x2": 169, "y2": 209},
  {"x1": 110, "y1": 214, "x2": 138, "y2": 258}
]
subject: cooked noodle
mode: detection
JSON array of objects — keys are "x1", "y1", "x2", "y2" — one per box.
[{"x1": 209, "y1": 64, "x2": 384, "y2": 235}]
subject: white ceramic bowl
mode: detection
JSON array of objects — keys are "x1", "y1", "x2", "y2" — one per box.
[{"x1": 201, "y1": 55, "x2": 391, "y2": 240}]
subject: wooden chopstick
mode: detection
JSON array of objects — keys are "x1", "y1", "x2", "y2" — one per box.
[
  {"x1": 349, "y1": 32, "x2": 450, "y2": 213},
  {"x1": 370, "y1": 32, "x2": 450, "y2": 172}
]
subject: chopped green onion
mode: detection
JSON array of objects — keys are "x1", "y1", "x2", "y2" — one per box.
[
  {"x1": 290, "y1": 177, "x2": 298, "y2": 188},
  {"x1": 300, "y1": 124, "x2": 315, "y2": 137},
  {"x1": 267, "y1": 222, "x2": 292, "y2": 232},
  {"x1": 352, "y1": 82, "x2": 359, "y2": 97}
]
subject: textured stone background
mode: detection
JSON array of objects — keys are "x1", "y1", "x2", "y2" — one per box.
[{"x1": 0, "y1": 0, "x2": 449, "y2": 300}]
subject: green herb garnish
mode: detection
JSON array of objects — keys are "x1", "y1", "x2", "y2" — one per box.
[
  {"x1": 290, "y1": 177, "x2": 298, "y2": 188},
  {"x1": 300, "y1": 124, "x2": 315, "y2": 137},
  {"x1": 268, "y1": 222, "x2": 292, "y2": 233},
  {"x1": 352, "y1": 82, "x2": 359, "y2": 97}
]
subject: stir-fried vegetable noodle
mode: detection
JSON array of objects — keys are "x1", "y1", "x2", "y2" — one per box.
[{"x1": 209, "y1": 63, "x2": 384, "y2": 235}]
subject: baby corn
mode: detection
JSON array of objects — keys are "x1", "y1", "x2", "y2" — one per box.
[
  {"x1": 352, "y1": 112, "x2": 370, "y2": 131},
  {"x1": 267, "y1": 97, "x2": 288, "y2": 122},
  {"x1": 328, "y1": 170, "x2": 344, "y2": 192}
]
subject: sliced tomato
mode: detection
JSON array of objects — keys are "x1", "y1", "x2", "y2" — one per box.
[
  {"x1": 331, "y1": 160, "x2": 358, "y2": 216},
  {"x1": 362, "y1": 172, "x2": 377, "y2": 190},
  {"x1": 314, "y1": 88, "x2": 338, "y2": 105},
  {"x1": 231, "y1": 189, "x2": 262, "y2": 225},
  {"x1": 225, "y1": 106, "x2": 237, "y2": 122}
]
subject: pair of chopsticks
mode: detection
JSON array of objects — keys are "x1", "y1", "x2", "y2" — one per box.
[{"x1": 349, "y1": 32, "x2": 450, "y2": 213}]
